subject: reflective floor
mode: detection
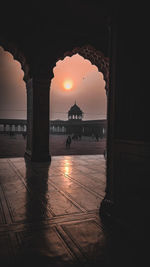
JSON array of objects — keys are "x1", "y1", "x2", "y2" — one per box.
[
  {"x1": 0, "y1": 155, "x2": 147, "y2": 267},
  {"x1": 0, "y1": 155, "x2": 108, "y2": 266}
]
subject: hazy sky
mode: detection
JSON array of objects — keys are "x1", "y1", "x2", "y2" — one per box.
[
  {"x1": 0, "y1": 46, "x2": 26, "y2": 119},
  {"x1": 51, "y1": 54, "x2": 106, "y2": 120},
  {"x1": 0, "y1": 46, "x2": 107, "y2": 120}
]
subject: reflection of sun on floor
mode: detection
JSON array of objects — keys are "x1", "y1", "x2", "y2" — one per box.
[
  {"x1": 0, "y1": 155, "x2": 106, "y2": 266},
  {"x1": 64, "y1": 165, "x2": 70, "y2": 176},
  {"x1": 63, "y1": 159, "x2": 72, "y2": 175}
]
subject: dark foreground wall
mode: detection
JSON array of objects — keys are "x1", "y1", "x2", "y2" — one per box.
[{"x1": 101, "y1": 4, "x2": 150, "y2": 241}]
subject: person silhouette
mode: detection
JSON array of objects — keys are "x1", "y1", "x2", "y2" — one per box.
[
  {"x1": 95, "y1": 133, "x2": 99, "y2": 141},
  {"x1": 66, "y1": 135, "x2": 71, "y2": 148}
]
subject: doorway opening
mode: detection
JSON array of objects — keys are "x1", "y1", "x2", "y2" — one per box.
[
  {"x1": 0, "y1": 46, "x2": 27, "y2": 157},
  {"x1": 49, "y1": 45, "x2": 109, "y2": 157}
]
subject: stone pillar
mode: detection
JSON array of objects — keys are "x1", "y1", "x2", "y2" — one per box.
[
  {"x1": 99, "y1": 21, "x2": 115, "y2": 221},
  {"x1": 24, "y1": 77, "x2": 51, "y2": 162}
]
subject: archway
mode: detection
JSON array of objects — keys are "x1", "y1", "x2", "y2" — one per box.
[
  {"x1": 51, "y1": 45, "x2": 109, "y2": 91},
  {"x1": 49, "y1": 45, "x2": 109, "y2": 156},
  {"x1": 0, "y1": 44, "x2": 29, "y2": 157}
]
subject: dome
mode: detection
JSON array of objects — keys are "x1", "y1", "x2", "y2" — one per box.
[
  {"x1": 68, "y1": 103, "x2": 83, "y2": 115},
  {"x1": 68, "y1": 102, "x2": 83, "y2": 120}
]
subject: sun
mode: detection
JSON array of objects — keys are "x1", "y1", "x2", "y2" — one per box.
[{"x1": 63, "y1": 80, "x2": 73, "y2": 90}]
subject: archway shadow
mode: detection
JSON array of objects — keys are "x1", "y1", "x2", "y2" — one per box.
[
  {"x1": 14, "y1": 160, "x2": 55, "y2": 266},
  {"x1": 13, "y1": 160, "x2": 77, "y2": 267}
]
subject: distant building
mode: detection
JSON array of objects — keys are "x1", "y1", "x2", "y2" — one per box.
[
  {"x1": 68, "y1": 102, "x2": 83, "y2": 121},
  {"x1": 50, "y1": 103, "x2": 107, "y2": 138},
  {"x1": 0, "y1": 119, "x2": 27, "y2": 133},
  {"x1": 66, "y1": 102, "x2": 83, "y2": 135},
  {"x1": 0, "y1": 103, "x2": 107, "y2": 138}
]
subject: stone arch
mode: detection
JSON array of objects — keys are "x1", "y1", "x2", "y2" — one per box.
[
  {"x1": 50, "y1": 44, "x2": 109, "y2": 92},
  {"x1": 0, "y1": 39, "x2": 30, "y2": 82}
]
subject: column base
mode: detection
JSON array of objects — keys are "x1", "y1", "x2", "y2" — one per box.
[
  {"x1": 100, "y1": 198, "x2": 128, "y2": 230},
  {"x1": 100, "y1": 197, "x2": 146, "y2": 232},
  {"x1": 99, "y1": 197, "x2": 114, "y2": 224},
  {"x1": 24, "y1": 150, "x2": 51, "y2": 162}
]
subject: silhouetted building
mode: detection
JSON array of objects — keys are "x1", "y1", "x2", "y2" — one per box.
[
  {"x1": 68, "y1": 102, "x2": 83, "y2": 121},
  {"x1": 0, "y1": 104, "x2": 107, "y2": 138},
  {"x1": 0, "y1": 119, "x2": 27, "y2": 133},
  {"x1": 49, "y1": 103, "x2": 106, "y2": 137}
]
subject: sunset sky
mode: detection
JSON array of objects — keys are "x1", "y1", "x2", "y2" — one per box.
[
  {"x1": 0, "y1": 46, "x2": 26, "y2": 119},
  {"x1": 0, "y1": 46, "x2": 107, "y2": 120}
]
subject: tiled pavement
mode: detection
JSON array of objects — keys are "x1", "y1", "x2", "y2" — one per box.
[
  {"x1": 0, "y1": 155, "x2": 108, "y2": 267},
  {"x1": 0, "y1": 155, "x2": 146, "y2": 267}
]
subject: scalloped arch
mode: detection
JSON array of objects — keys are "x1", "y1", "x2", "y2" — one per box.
[
  {"x1": 51, "y1": 45, "x2": 109, "y2": 91},
  {"x1": 0, "y1": 40, "x2": 30, "y2": 82}
]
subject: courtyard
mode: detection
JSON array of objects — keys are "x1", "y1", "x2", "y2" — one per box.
[
  {"x1": 0, "y1": 154, "x2": 108, "y2": 266},
  {"x1": 0, "y1": 134, "x2": 106, "y2": 158}
]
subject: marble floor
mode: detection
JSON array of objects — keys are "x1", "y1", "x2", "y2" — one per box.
[
  {"x1": 0, "y1": 155, "x2": 146, "y2": 267},
  {"x1": 0, "y1": 155, "x2": 108, "y2": 266}
]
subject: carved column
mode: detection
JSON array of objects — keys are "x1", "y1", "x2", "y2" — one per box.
[
  {"x1": 99, "y1": 22, "x2": 116, "y2": 221},
  {"x1": 24, "y1": 77, "x2": 51, "y2": 162}
]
